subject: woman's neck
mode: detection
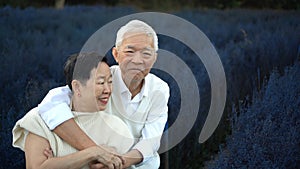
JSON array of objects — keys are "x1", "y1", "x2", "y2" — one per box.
[{"x1": 72, "y1": 97, "x2": 87, "y2": 112}]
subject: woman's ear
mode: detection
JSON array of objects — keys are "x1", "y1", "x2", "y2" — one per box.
[
  {"x1": 71, "y1": 80, "x2": 81, "y2": 97},
  {"x1": 112, "y1": 47, "x2": 119, "y2": 63}
]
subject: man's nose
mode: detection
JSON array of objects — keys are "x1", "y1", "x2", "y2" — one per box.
[{"x1": 131, "y1": 51, "x2": 143, "y2": 63}]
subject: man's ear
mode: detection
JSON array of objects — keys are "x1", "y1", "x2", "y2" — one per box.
[
  {"x1": 71, "y1": 80, "x2": 81, "y2": 96},
  {"x1": 112, "y1": 47, "x2": 119, "y2": 63},
  {"x1": 153, "y1": 52, "x2": 158, "y2": 62}
]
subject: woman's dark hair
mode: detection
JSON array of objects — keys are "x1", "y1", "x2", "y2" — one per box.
[{"x1": 64, "y1": 52, "x2": 108, "y2": 91}]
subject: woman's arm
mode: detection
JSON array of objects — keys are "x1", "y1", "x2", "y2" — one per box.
[{"x1": 25, "y1": 132, "x2": 123, "y2": 169}]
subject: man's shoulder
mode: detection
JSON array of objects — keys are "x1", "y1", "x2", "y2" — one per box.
[
  {"x1": 110, "y1": 65, "x2": 119, "y2": 74},
  {"x1": 146, "y1": 73, "x2": 169, "y2": 91}
]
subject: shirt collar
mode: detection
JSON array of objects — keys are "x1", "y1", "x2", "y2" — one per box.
[
  {"x1": 113, "y1": 66, "x2": 149, "y2": 98},
  {"x1": 142, "y1": 75, "x2": 149, "y2": 97}
]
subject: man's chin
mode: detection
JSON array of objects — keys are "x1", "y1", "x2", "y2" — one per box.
[
  {"x1": 131, "y1": 75, "x2": 145, "y2": 83},
  {"x1": 126, "y1": 73, "x2": 144, "y2": 81},
  {"x1": 128, "y1": 70, "x2": 143, "y2": 75}
]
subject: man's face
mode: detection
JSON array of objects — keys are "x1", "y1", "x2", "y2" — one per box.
[{"x1": 113, "y1": 33, "x2": 157, "y2": 84}]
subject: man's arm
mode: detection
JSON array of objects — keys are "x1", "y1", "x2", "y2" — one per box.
[
  {"x1": 131, "y1": 84, "x2": 170, "y2": 165},
  {"x1": 38, "y1": 86, "x2": 97, "y2": 150},
  {"x1": 122, "y1": 149, "x2": 143, "y2": 168},
  {"x1": 53, "y1": 119, "x2": 97, "y2": 149}
]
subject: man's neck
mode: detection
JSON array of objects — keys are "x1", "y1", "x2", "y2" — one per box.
[
  {"x1": 129, "y1": 83, "x2": 142, "y2": 99},
  {"x1": 125, "y1": 79, "x2": 144, "y2": 99}
]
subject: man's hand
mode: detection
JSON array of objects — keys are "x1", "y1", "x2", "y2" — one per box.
[
  {"x1": 88, "y1": 145, "x2": 121, "y2": 169},
  {"x1": 121, "y1": 149, "x2": 143, "y2": 168},
  {"x1": 89, "y1": 160, "x2": 105, "y2": 169},
  {"x1": 99, "y1": 145, "x2": 126, "y2": 165},
  {"x1": 89, "y1": 145, "x2": 125, "y2": 169}
]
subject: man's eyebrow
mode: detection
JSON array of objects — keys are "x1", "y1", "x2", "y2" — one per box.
[
  {"x1": 143, "y1": 47, "x2": 153, "y2": 51},
  {"x1": 125, "y1": 45, "x2": 135, "y2": 49},
  {"x1": 125, "y1": 45, "x2": 153, "y2": 51}
]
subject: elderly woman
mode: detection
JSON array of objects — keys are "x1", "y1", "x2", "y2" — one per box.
[{"x1": 12, "y1": 53, "x2": 134, "y2": 169}]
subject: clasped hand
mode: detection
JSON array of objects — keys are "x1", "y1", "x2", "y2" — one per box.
[{"x1": 43, "y1": 145, "x2": 126, "y2": 169}]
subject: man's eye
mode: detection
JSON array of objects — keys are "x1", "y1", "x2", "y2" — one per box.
[
  {"x1": 142, "y1": 52, "x2": 152, "y2": 56},
  {"x1": 96, "y1": 82, "x2": 104, "y2": 85},
  {"x1": 124, "y1": 50, "x2": 134, "y2": 53}
]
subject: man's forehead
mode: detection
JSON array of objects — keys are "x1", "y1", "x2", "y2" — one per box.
[
  {"x1": 123, "y1": 31, "x2": 152, "y2": 38},
  {"x1": 121, "y1": 34, "x2": 154, "y2": 48},
  {"x1": 123, "y1": 32, "x2": 153, "y2": 41}
]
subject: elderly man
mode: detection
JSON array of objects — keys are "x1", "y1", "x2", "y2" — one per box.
[{"x1": 38, "y1": 20, "x2": 169, "y2": 168}]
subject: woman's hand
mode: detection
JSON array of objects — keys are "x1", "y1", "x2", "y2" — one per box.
[
  {"x1": 43, "y1": 145, "x2": 124, "y2": 169},
  {"x1": 88, "y1": 160, "x2": 105, "y2": 169},
  {"x1": 43, "y1": 147, "x2": 54, "y2": 159},
  {"x1": 89, "y1": 146, "x2": 124, "y2": 169}
]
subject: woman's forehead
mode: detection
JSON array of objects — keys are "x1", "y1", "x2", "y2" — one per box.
[{"x1": 95, "y1": 62, "x2": 111, "y2": 77}]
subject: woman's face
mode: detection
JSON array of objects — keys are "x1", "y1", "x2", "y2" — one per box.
[{"x1": 78, "y1": 62, "x2": 112, "y2": 112}]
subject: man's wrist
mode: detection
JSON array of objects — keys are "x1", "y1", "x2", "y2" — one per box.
[{"x1": 123, "y1": 149, "x2": 143, "y2": 167}]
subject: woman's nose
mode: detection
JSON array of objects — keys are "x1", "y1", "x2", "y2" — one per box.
[{"x1": 103, "y1": 83, "x2": 111, "y2": 94}]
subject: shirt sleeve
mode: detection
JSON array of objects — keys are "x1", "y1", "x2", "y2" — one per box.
[
  {"x1": 132, "y1": 83, "x2": 170, "y2": 164},
  {"x1": 37, "y1": 85, "x2": 73, "y2": 130}
]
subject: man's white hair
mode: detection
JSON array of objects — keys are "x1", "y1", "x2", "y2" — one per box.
[{"x1": 115, "y1": 20, "x2": 159, "y2": 51}]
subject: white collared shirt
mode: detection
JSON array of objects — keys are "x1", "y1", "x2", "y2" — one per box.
[
  {"x1": 38, "y1": 65, "x2": 170, "y2": 164},
  {"x1": 115, "y1": 65, "x2": 147, "y2": 116}
]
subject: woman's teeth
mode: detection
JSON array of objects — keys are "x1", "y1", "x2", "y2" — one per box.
[{"x1": 98, "y1": 97, "x2": 108, "y2": 103}]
